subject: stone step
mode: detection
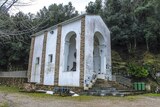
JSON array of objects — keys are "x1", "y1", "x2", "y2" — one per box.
[
  {"x1": 93, "y1": 79, "x2": 129, "y2": 90},
  {"x1": 83, "y1": 78, "x2": 143, "y2": 97},
  {"x1": 83, "y1": 89, "x2": 119, "y2": 96},
  {"x1": 113, "y1": 91, "x2": 146, "y2": 97},
  {"x1": 82, "y1": 89, "x2": 145, "y2": 97},
  {"x1": 90, "y1": 87, "x2": 116, "y2": 91}
]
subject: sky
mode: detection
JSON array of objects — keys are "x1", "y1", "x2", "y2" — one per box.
[{"x1": 10, "y1": 0, "x2": 96, "y2": 14}]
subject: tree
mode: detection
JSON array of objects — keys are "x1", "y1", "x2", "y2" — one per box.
[
  {"x1": 134, "y1": 0, "x2": 160, "y2": 51},
  {"x1": 0, "y1": 2, "x2": 79, "y2": 71},
  {"x1": 86, "y1": 0, "x2": 102, "y2": 14},
  {"x1": 0, "y1": 11, "x2": 33, "y2": 70},
  {"x1": 86, "y1": 0, "x2": 160, "y2": 53},
  {"x1": 36, "y1": 2, "x2": 78, "y2": 29}
]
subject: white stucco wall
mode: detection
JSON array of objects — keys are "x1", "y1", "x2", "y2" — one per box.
[
  {"x1": 59, "y1": 20, "x2": 81, "y2": 87},
  {"x1": 84, "y1": 15, "x2": 112, "y2": 86},
  {"x1": 43, "y1": 29, "x2": 57, "y2": 85},
  {"x1": 30, "y1": 15, "x2": 111, "y2": 87},
  {"x1": 31, "y1": 34, "x2": 44, "y2": 83}
]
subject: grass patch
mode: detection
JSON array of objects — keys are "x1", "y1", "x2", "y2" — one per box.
[
  {"x1": 0, "y1": 85, "x2": 143, "y2": 101},
  {"x1": 24, "y1": 93, "x2": 101, "y2": 101},
  {"x1": 65, "y1": 95, "x2": 141, "y2": 102},
  {"x1": 0, "y1": 102, "x2": 9, "y2": 107},
  {"x1": 24, "y1": 93, "x2": 141, "y2": 101},
  {"x1": 62, "y1": 95, "x2": 100, "y2": 101},
  {"x1": 23, "y1": 92, "x2": 57, "y2": 98},
  {"x1": 122, "y1": 96, "x2": 141, "y2": 101},
  {"x1": 99, "y1": 95, "x2": 140, "y2": 101},
  {"x1": 0, "y1": 85, "x2": 20, "y2": 93},
  {"x1": 144, "y1": 93, "x2": 160, "y2": 97}
]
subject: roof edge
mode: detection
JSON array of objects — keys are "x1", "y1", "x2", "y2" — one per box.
[{"x1": 31, "y1": 13, "x2": 89, "y2": 37}]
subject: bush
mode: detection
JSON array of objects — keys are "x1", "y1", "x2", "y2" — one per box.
[{"x1": 127, "y1": 63, "x2": 149, "y2": 78}]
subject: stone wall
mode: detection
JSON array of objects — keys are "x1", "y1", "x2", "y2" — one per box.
[
  {"x1": 28, "y1": 36, "x2": 35, "y2": 82},
  {"x1": 40, "y1": 31, "x2": 48, "y2": 84},
  {"x1": 54, "y1": 25, "x2": 62, "y2": 86},
  {"x1": 0, "y1": 77, "x2": 27, "y2": 88},
  {"x1": 0, "y1": 71, "x2": 27, "y2": 88},
  {"x1": 80, "y1": 16, "x2": 85, "y2": 87}
]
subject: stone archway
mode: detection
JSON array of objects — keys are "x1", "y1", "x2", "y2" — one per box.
[
  {"x1": 64, "y1": 32, "x2": 77, "y2": 72},
  {"x1": 93, "y1": 32, "x2": 106, "y2": 78}
]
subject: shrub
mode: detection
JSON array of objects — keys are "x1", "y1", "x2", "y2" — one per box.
[{"x1": 127, "y1": 63, "x2": 149, "y2": 78}]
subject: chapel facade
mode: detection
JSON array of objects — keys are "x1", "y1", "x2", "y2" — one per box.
[{"x1": 28, "y1": 14, "x2": 112, "y2": 90}]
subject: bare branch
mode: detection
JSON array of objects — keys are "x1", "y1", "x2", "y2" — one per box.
[
  {"x1": 0, "y1": 0, "x2": 9, "y2": 9},
  {"x1": 5, "y1": 0, "x2": 18, "y2": 12}
]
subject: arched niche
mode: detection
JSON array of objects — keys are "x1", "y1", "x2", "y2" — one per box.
[
  {"x1": 64, "y1": 31, "x2": 77, "y2": 72},
  {"x1": 93, "y1": 31, "x2": 106, "y2": 75}
]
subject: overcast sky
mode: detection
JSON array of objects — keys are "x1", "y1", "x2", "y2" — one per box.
[{"x1": 11, "y1": 0, "x2": 96, "y2": 14}]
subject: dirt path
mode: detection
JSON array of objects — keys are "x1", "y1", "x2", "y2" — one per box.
[{"x1": 0, "y1": 92, "x2": 160, "y2": 107}]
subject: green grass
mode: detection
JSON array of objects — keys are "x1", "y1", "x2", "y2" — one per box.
[
  {"x1": 144, "y1": 93, "x2": 160, "y2": 97},
  {"x1": 0, "y1": 102, "x2": 9, "y2": 107},
  {"x1": 23, "y1": 93, "x2": 141, "y2": 101},
  {"x1": 0, "y1": 85, "x2": 156, "y2": 101},
  {"x1": 122, "y1": 95, "x2": 141, "y2": 101},
  {"x1": 0, "y1": 85, "x2": 20, "y2": 93},
  {"x1": 62, "y1": 95, "x2": 101, "y2": 101},
  {"x1": 23, "y1": 93, "x2": 102, "y2": 101},
  {"x1": 0, "y1": 85, "x2": 107, "y2": 101}
]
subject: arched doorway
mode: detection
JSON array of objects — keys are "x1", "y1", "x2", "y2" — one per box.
[
  {"x1": 64, "y1": 32, "x2": 77, "y2": 72},
  {"x1": 93, "y1": 32, "x2": 106, "y2": 76}
]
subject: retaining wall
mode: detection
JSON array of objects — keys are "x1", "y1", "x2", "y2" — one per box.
[{"x1": 0, "y1": 71, "x2": 27, "y2": 88}]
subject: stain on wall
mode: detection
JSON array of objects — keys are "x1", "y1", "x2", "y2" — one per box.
[
  {"x1": 31, "y1": 34, "x2": 44, "y2": 83},
  {"x1": 44, "y1": 29, "x2": 57, "y2": 85}
]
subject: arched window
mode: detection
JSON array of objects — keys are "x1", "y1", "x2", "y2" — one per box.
[{"x1": 64, "y1": 32, "x2": 77, "y2": 72}]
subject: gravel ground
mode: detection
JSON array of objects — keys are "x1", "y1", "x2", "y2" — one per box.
[{"x1": 0, "y1": 92, "x2": 160, "y2": 107}]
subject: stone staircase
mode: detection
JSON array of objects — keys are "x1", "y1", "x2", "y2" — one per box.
[
  {"x1": 93, "y1": 79, "x2": 130, "y2": 90},
  {"x1": 82, "y1": 79, "x2": 138, "y2": 96},
  {"x1": 85, "y1": 78, "x2": 131, "y2": 91},
  {"x1": 113, "y1": 75, "x2": 132, "y2": 88}
]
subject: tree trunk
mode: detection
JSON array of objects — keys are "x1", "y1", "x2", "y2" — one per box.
[
  {"x1": 127, "y1": 42, "x2": 132, "y2": 53},
  {"x1": 146, "y1": 38, "x2": 149, "y2": 52},
  {"x1": 134, "y1": 37, "x2": 137, "y2": 51}
]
